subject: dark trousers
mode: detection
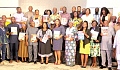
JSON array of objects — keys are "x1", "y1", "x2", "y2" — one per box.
[
  {"x1": 0, "y1": 44, "x2": 6, "y2": 61},
  {"x1": 9, "y1": 42, "x2": 18, "y2": 60}
]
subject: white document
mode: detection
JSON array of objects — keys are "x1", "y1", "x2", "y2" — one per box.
[
  {"x1": 117, "y1": 54, "x2": 120, "y2": 60},
  {"x1": 59, "y1": 11, "x2": 63, "y2": 15},
  {"x1": 61, "y1": 18, "x2": 67, "y2": 25},
  {"x1": 11, "y1": 27, "x2": 17, "y2": 35},
  {"x1": 22, "y1": 17, "x2": 28, "y2": 21},
  {"x1": 54, "y1": 31, "x2": 60, "y2": 38},
  {"x1": 43, "y1": 15, "x2": 48, "y2": 22},
  {"x1": 19, "y1": 32, "x2": 25, "y2": 40},
  {"x1": 101, "y1": 27, "x2": 108, "y2": 36},
  {"x1": 42, "y1": 34, "x2": 48, "y2": 43},
  {"x1": 31, "y1": 34, "x2": 37, "y2": 42},
  {"x1": 33, "y1": 20, "x2": 39, "y2": 27},
  {"x1": 77, "y1": 31, "x2": 84, "y2": 40},
  {"x1": 91, "y1": 30, "x2": 99, "y2": 40}
]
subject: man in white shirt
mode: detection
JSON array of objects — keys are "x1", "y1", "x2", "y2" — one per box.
[
  {"x1": 13, "y1": 7, "x2": 24, "y2": 28},
  {"x1": 93, "y1": 7, "x2": 100, "y2": 24},
  {"x1": 113, "y1": 22, "x2": 120, "y2": 70}
]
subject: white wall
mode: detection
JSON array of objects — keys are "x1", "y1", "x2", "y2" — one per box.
[
  {"x1": 19, "y1": 0, "x2": 87, "y2": 15},
  {"x1": 0, "y1": 0, "x2": 120, "y2": 17}
]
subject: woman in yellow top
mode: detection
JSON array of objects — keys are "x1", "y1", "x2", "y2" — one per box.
[
  {"x1": 72, "y1": 11, "x2": 82, "y2": 27},
  {"x1": 79, "y1": 21, "x2": 91, "y2": 68},
  {"x1": 32, "y1": 9, "x2": 42, "y2": 29}
]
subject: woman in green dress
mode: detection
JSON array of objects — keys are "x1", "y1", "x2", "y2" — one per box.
[{"x1": 90, "y1": 20, "x2": 101, "y2": 67}]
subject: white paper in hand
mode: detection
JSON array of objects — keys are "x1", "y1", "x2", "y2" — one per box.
[
  {"x1": 33, "y1": 20, "x2": 40, "y2": 27},
  {"x1": 54, "y1": 31, "x2": 60, "y2": 38},
  {"x1": 42, "y1": 34, "x2": 48, "y2": 43},
  {"x1": 11, "y1": 27, "x2": 17, "y2": 35},
  {"x1": 78, "y1": 31, "x2": 84, "y2": 40},
  {"x1": 19, "y1": 32, "x2": 25, "y2": 40}
]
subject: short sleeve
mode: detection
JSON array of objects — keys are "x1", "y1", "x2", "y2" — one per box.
[
  {"x1": 26, "y1": 28, "x2": 29, "y2": 35},
  {"x1": 61, "y1": 26, "x2": 65, "y2": 36}
]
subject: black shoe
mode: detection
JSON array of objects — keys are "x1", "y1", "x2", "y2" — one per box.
[
  {"x1": 34, "y1": 61, "x2": 37, "y2": 64},
  {"x1": 108, "y1": 67, "x2": 112, "y2": 70},
  {"x1": 28, "y1": 61, "x2": 32, "y2": 63},
  {"x1": 100, "y1": 65, "x2": 106, "y2": 69}
]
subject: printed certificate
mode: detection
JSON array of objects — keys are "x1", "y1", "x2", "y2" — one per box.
[
  {"x1": 101, "y1": 27, "x2": 108, "y2": 36},
  {"x1": 54, "y1": 31, "x2": 60, "y2": 38},
  {"x1": 33, "y1": 20, "x2": 40, "y2": 27},
  {"x1": 31, "y1": 34, "x2": 37, "y2": 42},
  {"x1": 43, "y1": 15, "x2": 48, "y2": 22},
  {"x1": 11, "y1": 27, "x2": 17, "y2": 35},
  {"x1": 77, "y1": 31, "x2": 84, "y2": 40},
  {"x1": 61, "y1": 18, "x2": 67, "y2": 25},
  {"x1": 19, "y1": 32, "x2": 25, "y2": 40},
  {"x1": 42, "y1": 34, "x2": 48, "y2": 43}
]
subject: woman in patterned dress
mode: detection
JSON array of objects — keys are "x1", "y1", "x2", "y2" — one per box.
[
  {"x1": 64, "y1": 20, "x2": 77, "y2": 66},
  {"x1": 72, "y1": 11, "x2": 82, "y2": 27},
  {"x1": 90, "y1": 20, "x2": 101, "y2": 67}
]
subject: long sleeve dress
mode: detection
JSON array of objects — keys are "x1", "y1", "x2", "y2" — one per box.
[{"x1": 65, "y1": 27, "x2": 77, "y2": 66}]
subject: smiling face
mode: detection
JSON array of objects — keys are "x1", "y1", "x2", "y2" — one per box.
[
  {"x1": 73, "y1": 11, "x2": 77, "y2": 17},
  {"x1": 86, "y1": 8, "x2": 90, "y2": 15},
  {"x1": 43, "y1": 22, "x2": 47, "y2": 29},
  {"x1": 92, "y1": 21, "x2": 97, "y2": 27},
  {"x1": 68, "y1": 22, "x2": 73, "y2": 28},
  {"x1": 35, "y1": 10, "x2": 39, "y2": 15},
  {"x1": 82, "y1": 22, "x2": 88, "y2": 28}
]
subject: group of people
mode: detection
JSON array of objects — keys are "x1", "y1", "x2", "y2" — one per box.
[{"x1": 0, "y1": 5, "x2": 120, "y2": 70}]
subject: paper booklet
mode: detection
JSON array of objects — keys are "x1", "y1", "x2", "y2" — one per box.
[
  {"x1": 11, "y1": 27, "x2": 17, "y2": 35},
  {"x1": 43, "y1": 15, "x2": 48, "y2": 22},
  {"x1": 59, "y1": 11, "x2": 63, "y2": 15},
  {"x1": 90, "y1": 30, "x2": 99, "y2": 40},
  {"x1": 61, "y1": 18, "x2": 67, "y2": 25},
  {"x1": 21, "y1": 17, "x2": 28, "y2": 21},
  {"x1": 33, "y1": 20, "x2": 40, "y2": 27},
  {"x1": 42, "y1": 34, "x2": 48, "y2": 43},
  {"x1": 101, "y1": 27, "x2": 108, "y2": 36},
  {"x1": 54, "y1": 31, "x2": 60, "y2": 38},
  {"x1": 31, "y1": 34, "x2": 37, "y2": 42},
  {"x1": 77, "y1": 31, "x2": 84, "y2": 40},
  {"x1": 19, "y1": 32, "x2": 25, "y2": 40}
]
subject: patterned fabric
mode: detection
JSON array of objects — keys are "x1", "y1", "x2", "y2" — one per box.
[
  {"x1": 65, "y1": 27, "x2": 77, "y2": 66},
  {"x1": 90, "y1": 40, "x2": 100, "y2": 57},
  {"x1": 73, "y1": 18, "x2": 82, "y2": 27}
]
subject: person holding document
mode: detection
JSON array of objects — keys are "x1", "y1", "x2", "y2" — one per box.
[
  {"x1": 64, "y1": 20, "x2": 77, "y2": 66},
  {"x1": 18, "y1": 24, "x2": 28, "y2": 62},
  {"x1": 0, "y1": 20, "x2": 9, "y2": 65},
  {"x1": 100, "y1": 20, "x2": 115, "y2": 70},
  {"x1": 90, "y1": 20, "x2": 101, "y2": 67},
  {"x1": 32, "y1": 9, "x2": 42, "y2": 29},
  {"x1": 37, "y1": 22, "x2": 52, "y2": 64},
  {"x1": 7, "y1": 17, "x2": 20, "y2": 63},
  {"x1": 26, "y1": 21, "x2": 38, "y2": 64},
  {"x1": 113, "y1": 22, "x2": 120, "y2": 70},
  {"x1": 53, "y1": 19, "x2": 65, "y2": 65},
  {"x1": 79, "y1": 21, "x2": 91, "y2": 68}
]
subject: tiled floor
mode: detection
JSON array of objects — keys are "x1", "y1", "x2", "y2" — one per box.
[{"x1": 0, "y1": 61, "x2": 117, "y2": 70}]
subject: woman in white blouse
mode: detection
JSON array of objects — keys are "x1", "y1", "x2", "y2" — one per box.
[{"x1": 81, "y1": 8, "x2": 94, "y2": 29}]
